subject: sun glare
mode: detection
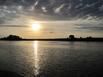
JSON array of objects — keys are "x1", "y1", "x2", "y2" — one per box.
[{"x1": 32, "y1": 22, "x2": 41, "y2": 31}]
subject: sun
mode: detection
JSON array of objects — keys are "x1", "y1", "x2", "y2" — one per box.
[{"x1": 32, "y1": 22, "x2": 41, "y2": 31}]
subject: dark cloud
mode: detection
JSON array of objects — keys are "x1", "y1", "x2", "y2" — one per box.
[
  {"x1": 76, "y1": 22, "x2": 103, "y2": 31},
  {"x1": 0, "y1": 0, "x2": 103, "y2": 19},
  {"x1": 78, "y1": 26, "x2": 103, "y2": 31},
  {"x1": 0, "y1": 19, "x2": 5, "y2": 24},
  {"x1": 0, "y1": 25, "x2": 27, "y2": 27}
]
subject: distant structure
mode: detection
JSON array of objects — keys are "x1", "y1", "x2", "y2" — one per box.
[{"x1": 0, "y1": 35, "x2": 22, "y2": 40}]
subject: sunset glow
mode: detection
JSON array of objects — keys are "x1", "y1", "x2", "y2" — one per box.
[{"x1": 32, "y1": 22, "x2": 41, "y2": 31}]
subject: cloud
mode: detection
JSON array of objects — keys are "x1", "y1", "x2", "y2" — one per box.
[
  {"x1": 0, "y1": 0, "x2": 103, "y2": 19},
  {"x1": 77, "y1": 24, "x2": 103, "y2": 31},
  {"x1": 80, "y1": 26, "x2": 103, "y2": 31},
  {"x1": 0, "y1": 0, "x2": 102, "y2": 32},
  {"x1": 75, "y1": 18, "x2": 103, "y2": 31},
  {"x1": 0, "y1": 25, "x2": 27, "y2": 27},
  {"x1": 54, "y1": 4, "x2": 65, "y2": 14}
]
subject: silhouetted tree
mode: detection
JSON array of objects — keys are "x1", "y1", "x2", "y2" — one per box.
[
  {"x1": 69, "y1": 35, "x2": 75, "y2": 39},
  {"x1": 87, "y1": 36, "x2": 92, "y2": 39},
  {"x1": 1, "y1": 35, "x2": 22, "y2": 40},
  {"x1": 80, "y1": 37, "x2": 82, "y2": 39}
]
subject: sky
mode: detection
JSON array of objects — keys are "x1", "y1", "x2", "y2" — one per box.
[{"x1": 0, "y1": 0, "x2": 103, "y2": 38}]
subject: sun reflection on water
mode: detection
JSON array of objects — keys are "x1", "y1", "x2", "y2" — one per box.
[{"x1": 33, "y1": 41, "x2": 39, "y2": 76}]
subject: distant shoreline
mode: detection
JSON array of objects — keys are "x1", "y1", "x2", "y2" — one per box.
[
  {"x1": 0, "y1": 35, "x2": 103, "y2": 42},
  {"x1": 0, "y1": 38, "x2": 103, "y2": 42}
]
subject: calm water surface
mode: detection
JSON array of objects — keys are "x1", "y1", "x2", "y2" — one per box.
[{"x1": 0, "y1": 41, "x2": 103, "y2": 77}]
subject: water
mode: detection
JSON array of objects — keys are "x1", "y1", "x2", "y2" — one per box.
[{"x1": 0, "y1": 41, "x2": 103, "y2": 77}]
